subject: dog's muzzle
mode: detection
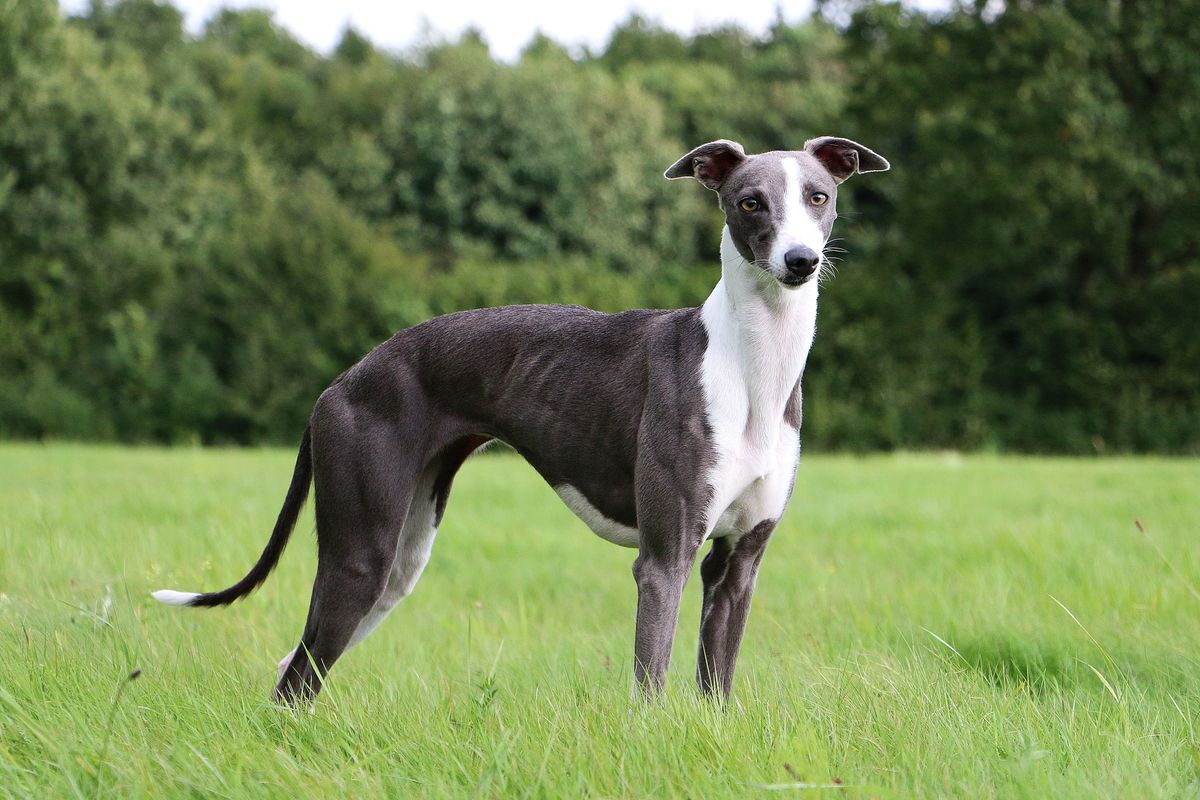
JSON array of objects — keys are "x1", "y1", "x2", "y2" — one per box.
[{"x1": 781, "y1": 246, "x2": 820, "y2": 285}]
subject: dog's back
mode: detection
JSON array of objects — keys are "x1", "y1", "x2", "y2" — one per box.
[{"x1": 337, "y1": 304, "x2": 709, "y2": 528}]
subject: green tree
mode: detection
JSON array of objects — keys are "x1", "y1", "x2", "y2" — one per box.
[
  {"x1": 814, "y1": 0, "x2": 1200, "y2": 451},
  {"x1": 381, "y1": 33, "x2": 705, "y2": 270},
  {"x1": 0, "y1": 0, "x2": 1194, "y2": 452}
]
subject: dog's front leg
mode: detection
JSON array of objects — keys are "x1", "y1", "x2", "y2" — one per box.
[
  {"x1": 630, "y1": 359, "x2": 712, "y2": 697},
  {"x1": 631, "y1": 530, "x2": 704, "y2": 696},
  {"x1": 696, "y1": 520, "x2": 776, "y2": 699},
  {"x1": 630, "y1": 451, "x2": 708, "y2": 696}
]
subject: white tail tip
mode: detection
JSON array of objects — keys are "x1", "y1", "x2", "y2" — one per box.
[{"x1": 152, "y1": 589, "x2": 201, "y2": 606}]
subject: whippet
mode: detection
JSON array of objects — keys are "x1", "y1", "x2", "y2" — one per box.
[{"x1": 153, "y1": 136, "x2": 890, "y2": 704}]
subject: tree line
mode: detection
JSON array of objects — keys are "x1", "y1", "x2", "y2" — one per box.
[{"x1": 1, "y1": 0, "x2": 1196, "y2": 452}]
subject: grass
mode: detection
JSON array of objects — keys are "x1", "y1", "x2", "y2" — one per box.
[{"x1": 0, "y1": 443, "x2": 1198, "y2": 798}]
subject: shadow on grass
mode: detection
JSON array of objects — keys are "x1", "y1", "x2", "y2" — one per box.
[
  {"x1": 952, "y1": 636, "x2": 1079, "y2": 692},
  {"x1": 931, "y1": 631, "x2": 1197, "y2": 701}
]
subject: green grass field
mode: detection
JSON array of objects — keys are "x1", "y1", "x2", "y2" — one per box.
[{"x1": 1, "y1": 444, "x2": 1198, "y2": 798}]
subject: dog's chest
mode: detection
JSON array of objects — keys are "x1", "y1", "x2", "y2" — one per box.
[
  {"x1": 698, "y1": 285, "x2": 814, "y2": 539},
  {"x1": 700, "y1": 365, "x2": 802, "y2": 540}
]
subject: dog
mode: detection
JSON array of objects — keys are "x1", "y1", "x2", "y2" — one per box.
[{"x1": 153, "y1": 136, "x2": 889, "y2": 704}]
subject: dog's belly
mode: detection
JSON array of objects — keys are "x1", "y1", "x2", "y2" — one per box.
[{"x1": 554, "y1": 484, "x2": 641, "y2": 547}]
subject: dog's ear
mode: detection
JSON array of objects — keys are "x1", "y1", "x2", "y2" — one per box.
[
  {"x1": 664, "y1": 140, "x2": 748, "y2": 190},
  {"x1": 804, "y1": 136, "x2": 890, "y2": 183}
]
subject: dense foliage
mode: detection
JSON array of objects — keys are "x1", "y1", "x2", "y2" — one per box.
[{"x1": 1, "y1": 0, "x2": 1196, "y2": 451}]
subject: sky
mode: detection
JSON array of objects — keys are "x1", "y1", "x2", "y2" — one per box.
[{"x1": 60, "y1": 0, "x2": 949, "y2": 62}]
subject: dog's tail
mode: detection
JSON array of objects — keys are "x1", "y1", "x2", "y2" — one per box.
[{"x1": 152, "y1": 426, "x2": 313, "y2": 608}]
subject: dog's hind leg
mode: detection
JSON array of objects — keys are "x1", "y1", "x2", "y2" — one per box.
[
  {"x1": 346, "y1": 434, "x2": 488, "y2": 648},
  {"x1": 273, "y1": 415, "x2": 423, "y2": 705},
  {"x1": 274, "y1": 433, "x2": 486, "y2": 704},
  {"x1": 343, "y1": 462, "x2": 440, "y2": 649}
]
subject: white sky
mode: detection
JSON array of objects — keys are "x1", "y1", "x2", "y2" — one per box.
[{"x1": 60, "y1": 0, "x2": 949, "y2": 61}]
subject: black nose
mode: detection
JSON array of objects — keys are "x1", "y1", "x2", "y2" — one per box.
[{"x1": 783, "y1": 246, "x2": 820, "y2": 280}]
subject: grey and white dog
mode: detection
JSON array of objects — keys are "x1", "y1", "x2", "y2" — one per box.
[{"x1": 154, "y1": 136, "x2": 889, "y2": 704}]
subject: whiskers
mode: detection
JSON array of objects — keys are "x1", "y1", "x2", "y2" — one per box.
[
  {"x1": 818, "y1": 241, "x2": 847, "y2": 285},
  {"x1": 747, "y1": 258, "x2": 781, "y2": 285},
  {"x1": 740, "y1": 248, "x2": 846, "y2": 288}
]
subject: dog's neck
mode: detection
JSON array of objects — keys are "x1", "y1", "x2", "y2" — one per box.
[{"x1": 700, "y1": 226, "x2": 819, "y2": 438}]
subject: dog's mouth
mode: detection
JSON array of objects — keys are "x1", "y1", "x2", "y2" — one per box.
[{"x1": 778, "y1": 272, "x2": 816, "y2": 287}]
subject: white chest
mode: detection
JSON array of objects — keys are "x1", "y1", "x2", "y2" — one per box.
[
  {"x1": 698, "y1": 266, "x2": 817, "y2": 539},
  {"x1": 698, "y1": 350, "x2": 805, "y2": 539},
  {"x1": 704, "y1": 418, "x2": 801, "y2": 539}
]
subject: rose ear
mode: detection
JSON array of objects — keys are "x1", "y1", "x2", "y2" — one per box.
[
  {"x1": 664, "y1": 139, "x2": 748, "y2": 190},
  {"x1": 804, "y1": 136, "x2": 890, "y2": 183}
]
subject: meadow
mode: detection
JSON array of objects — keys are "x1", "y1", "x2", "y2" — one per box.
[{"x1": 1, "y1": 443, "x2": 1198, "y2": 798}]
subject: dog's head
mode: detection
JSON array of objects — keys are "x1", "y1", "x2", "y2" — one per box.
[{"x1": 666, "y1": 137, "x2": 889, "y2": 287}]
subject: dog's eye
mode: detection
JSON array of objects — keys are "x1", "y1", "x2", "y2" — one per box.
[
  {"x1": 738, "y1": 197, "x2": 760, "y2": 213},
  {"x1": 810, "y1": 192, "x2": 829, "y2": 206}
]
